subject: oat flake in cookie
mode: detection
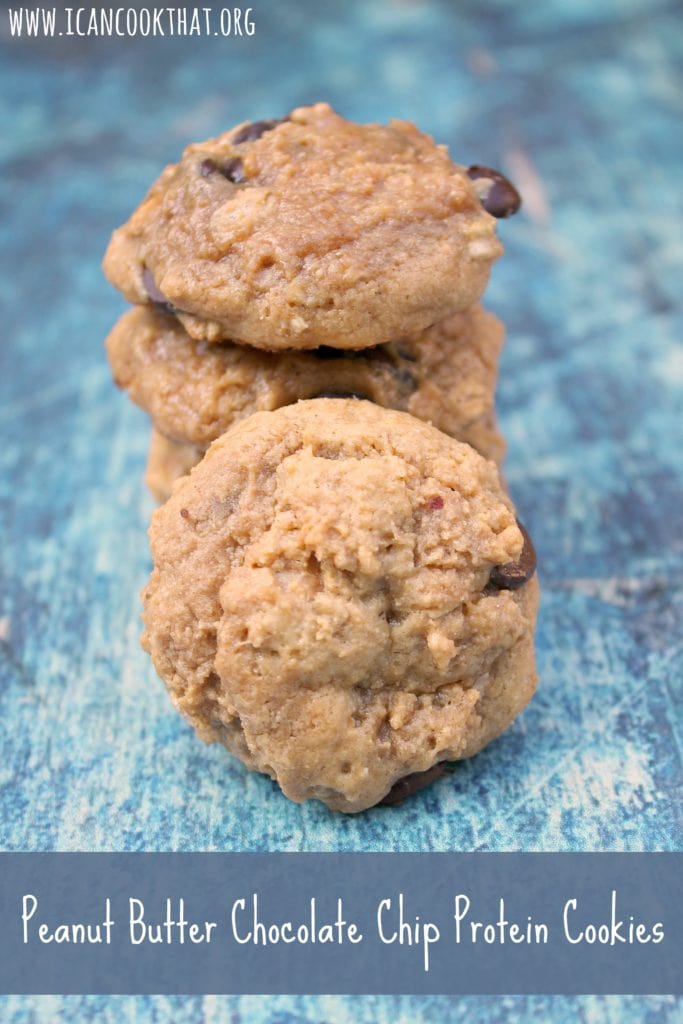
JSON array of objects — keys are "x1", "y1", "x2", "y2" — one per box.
[
  {"x1": 142, "y1": 400, "x2": 539, "y2": 812},
  {"x1": 103, "y1": 102, "x2": 505, "y2": 350},
  {"x1": 106, "y1": 302, "x2": 506, "y2": 465}
]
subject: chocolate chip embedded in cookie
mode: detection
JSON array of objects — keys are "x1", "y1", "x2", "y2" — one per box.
[
  {"x1": 106, "y1": 302, "x2": 506, "y2": 464},
  {"x1": 103, "y1": 102, "x2": 504, "y2": 350},
  {"x1": 142, "y1": 400, "x2": 539, "y2": 813},
  {"x1": 487, "y1": 520, "x2": 537, "y2": 591},
  {"x1": 466, "y1": 165, "x2": 522, "y2": 219},
  {"x1": 379, "y1": 762, "x2": 450, "y2": 806},
  {"x1": 231, "y1": 117, "x2": 288, "y2": 144}
]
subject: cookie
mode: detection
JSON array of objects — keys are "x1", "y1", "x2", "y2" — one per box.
[
  {"x1": 145, "y1": 428, "x2": 204, "y2": 503},
  {"x1": 107, "y1": 303, "x2": 506, "y2": 464},
  {"x1": 103, "y1": 102, "x2": 508, "y2": 350},
  {"x1": 142, "y1": 400, "x2": 539, "y2": 813}
]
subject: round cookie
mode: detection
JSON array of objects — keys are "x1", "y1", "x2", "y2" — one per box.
[
  {"x1": 142, "y1": 400, "x2": 539, "y2": 812},
  {"x1": 145, "y1": 429, "x2": 204, "y2": 503},
  {"x1": 107, "y1": 303, "x2": 506, "y2": 464},
  {"x1": 103, "y1": 103, "x2": 504, "y2": 350}
]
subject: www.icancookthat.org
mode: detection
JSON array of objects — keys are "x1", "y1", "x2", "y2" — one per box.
[{"x1": 7, "y1": 6, "x2": 255, "y2": 37}]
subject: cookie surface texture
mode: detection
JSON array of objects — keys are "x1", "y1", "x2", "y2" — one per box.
[
  {"x1": 145, "y1": 428, "x2": 204, "y2": 503},
  {"x1": 142, "y1": 400, "x2": 538, "y2": 812},
  {"x1": 103, "y1": 103, "x2": 502, "y2": 350},
  {"x1": 106, "y1": 303, "x2": 505, "y2": 462}
]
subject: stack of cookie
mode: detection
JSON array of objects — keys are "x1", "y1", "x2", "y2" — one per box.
[
  {"x1": 107, "y1": 303, "x2": 507, "y2": 502},
  {"x1": 104, "y1": 103, "x2": 520, "y2": 501},
  {"x1": 104, "y1": 104, "x2": 538, "y2": 812}
]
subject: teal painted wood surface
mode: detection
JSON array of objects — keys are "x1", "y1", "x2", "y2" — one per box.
[{"x1": 0, "y1": 0, "x2": 681, "y2": 1019}]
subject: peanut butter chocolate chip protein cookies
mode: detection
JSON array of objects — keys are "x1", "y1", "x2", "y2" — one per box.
[
  {"x1": 103, "y1": 103, "x2": 504, "y2": 350},
  {"x1": 107, "y1": 302, "x2": 506, "y2": 465},
  {"x1": 142, "y1": 400, "x2": 538, "y2": 812}
]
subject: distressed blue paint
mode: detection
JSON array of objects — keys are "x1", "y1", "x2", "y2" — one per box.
[
  {"x1": 0, "y1": 0, "x2": 681, "y2": 1019},
  {"x1": 0, "y1": 995, "x2": 682, "y2": 1024}
]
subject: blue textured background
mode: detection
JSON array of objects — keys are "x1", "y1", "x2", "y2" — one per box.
[{"x1": 0, "y1": 0, "x2": 681, "y2": 1019}]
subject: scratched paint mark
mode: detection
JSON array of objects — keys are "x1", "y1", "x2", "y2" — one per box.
[{"x1": 505, "y1": 147, "x2": 551, "y2": 226}]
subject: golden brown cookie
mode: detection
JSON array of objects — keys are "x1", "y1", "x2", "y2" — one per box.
[
  {"x1": 103, "y1": 103, "x2": 504, "y2": 350},
  {"x1": 142, "y1": 400, "x2": 539, "y2": 812},
  {"x1": 145, "y1": 429, "x2": 204, "y2": 503},
  {"x1": 107, "y1": 303, "x2": 506, "y2": 464}
]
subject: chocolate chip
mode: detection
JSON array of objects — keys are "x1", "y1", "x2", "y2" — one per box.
[
  {"x1": 466, "y1": 164, "x2": 521, "y2": 218},
  {"x1": 199, "y1": 158, "x2": 217, "y2": 177},
  {"x1": 142, "y1": 268, "x2": 175, "y2": 314},
  {"x1": 311, "y1": 390, "x2": 371, "y2": 401},
  {"x1": 379, "y1": 763, "x2": 448, "y2": 807},
  {"x1": 199, "y1": 157, "x2": 245, "y2": 184},
  {"x1": 232, "y1": 118, "x2": 286, "y2": 144},
  {"x1": 222, "y1": 158, "x2": 246, "y2": 183},
  {"x1": 487, "y1": 519, "x2": 537, "y2": 591}
]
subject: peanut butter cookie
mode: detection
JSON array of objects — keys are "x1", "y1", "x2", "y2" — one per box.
[
  {"x1": 103, "y1": 103, "x2": 507, "y2": 350},
  {"x1": 142, "y1": 400, "x2": 538, "y2": 812},
  {"x1": 108, "y1": 303, "x2": 505, "y2": 464}
]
